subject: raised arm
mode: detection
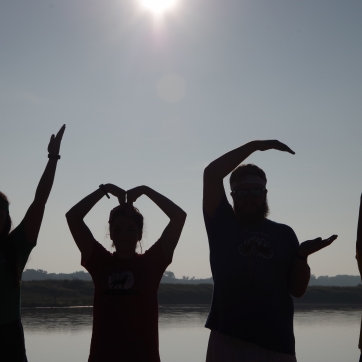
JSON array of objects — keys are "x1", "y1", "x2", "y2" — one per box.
[
  {"x1": 127, "y1": 186, "x2": 187, "y2": 260},
  {"x1": 203, "y1": 140, "x2": 295, "y2": 218},
  {"x1": 23, "y1": 125, "x2": 66, "y2": 243},
  {"x1": 66, "y1": 184, "x2": 125, "y2": 262},
  {"x1": 288, "y1": 234, "x2": 338, "y2": 298}
]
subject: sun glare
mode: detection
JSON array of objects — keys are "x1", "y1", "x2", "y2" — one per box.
[{"x1": 140, "y1": 0, "x2": 177, "y2": 14}]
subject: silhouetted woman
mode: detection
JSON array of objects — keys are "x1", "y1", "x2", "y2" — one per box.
[
  {"x1": 66, "y1": 184, "x2": 186, "y2": 362},
  {"x1": 0, "y1": 125, "x2": 65, "y2": 362}
]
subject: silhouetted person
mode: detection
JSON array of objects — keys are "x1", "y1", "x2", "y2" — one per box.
[
  {"x1": 355, "y1": 194, "x2": 362, "y2": 362},
  {"x1": 66, "y1": 184, "x2": 186, "y2": 362},
  {"x1": 203, "y1": 140, "x2": 337, "y2": 362},
  {"x1": 0, "y1": 125, "x2": 65, "y2": 362}
]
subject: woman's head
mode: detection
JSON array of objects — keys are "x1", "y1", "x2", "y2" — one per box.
[
  {"x1": 108, "y1": 205, "x2": 144, "y2": 256},
  {"x1": 0, "y1": 192, "x2": 11, "y2": 237}
]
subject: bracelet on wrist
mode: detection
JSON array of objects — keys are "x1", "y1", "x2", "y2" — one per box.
[
  {"x1": 295, "y1": 251, "x2": 308, "y2": 260},
  {"x1": 48, "y1": 154, "x2": 61, "y2": 160},
  {"x1": 99, "y1": 184, "x2": 110, "y2": 199}
]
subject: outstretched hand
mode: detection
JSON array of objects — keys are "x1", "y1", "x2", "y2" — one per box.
[
  {"x1": 48, "y1": 124, "x2": 66, "y2": 155},
  {"x1": 105, "y1": 184, "x2": 126, "y2": 207},
  {"x1": 298, "y1": 235, "x2": 338, "y2": 258},
  {"x1": 257, "y1": 140, "x2": 295, "y2": 155}
]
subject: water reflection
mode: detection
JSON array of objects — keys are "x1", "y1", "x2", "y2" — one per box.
[
  {"x1": 22, "y1": 307, "x2": 93, "y2": 332},
  {"x1": 22, "y1": 304, "x2": 362, "y2": 331},
  {"x1": 159, "y1": 305, "x2": 210, "y2": 329},
  {"x1": 21, "y1": 305, "x2": 362, "y2": 362}
]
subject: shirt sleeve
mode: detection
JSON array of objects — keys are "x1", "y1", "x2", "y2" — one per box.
[
  {"x1": 10, "y1": 222, "x2": 36, "y2": 272},
  {"x1": 284, "y1": 226, "x2": 308, "y2": 277},
  {"x1": 81, "y1": 241, "x2": 112, "y2": 281},
  {"x1": 143, "y1": 239, "x2": 172, "y2": 284},
  {"x1": 288, "y1": 227, "x2": 300, "y2": 254}
]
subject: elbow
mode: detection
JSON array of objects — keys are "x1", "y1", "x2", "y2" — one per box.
[
  {"x1": 178, "y1": 210, "x2": 187, "y2": 224},
  {"x1": 203, "y1": 165, "x2": 213, "y2": 179},
  {"x1": 289, "y1": 285, "x2": 308, "y2": 298},
  {"x1": 291, "y1": 290, "x2": 306, "y2": 299},
  {"x1": 65, "y1": 210, "x2": 77, "y2": 221}
]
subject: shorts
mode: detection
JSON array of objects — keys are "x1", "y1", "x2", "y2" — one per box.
[{"x1": 206, "y1": 330, "x2": 297, "y2": 362}]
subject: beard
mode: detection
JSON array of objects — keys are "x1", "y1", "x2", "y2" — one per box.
[{"x1": 233, "y1": 197, "x2": 270, "y2": 225}]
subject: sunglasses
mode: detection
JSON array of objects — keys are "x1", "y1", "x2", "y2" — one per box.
[{"x1": 232, "y1": 188, "x2": 265, "y2": 199}]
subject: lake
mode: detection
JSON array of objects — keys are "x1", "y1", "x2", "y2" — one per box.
[{"x1": 22, "y1": 305, "x2": 362, "y2": 361}]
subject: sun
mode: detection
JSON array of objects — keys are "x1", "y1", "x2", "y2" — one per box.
[{"x1": 140, "y1": 0, "x2": 177, "y2": 14}]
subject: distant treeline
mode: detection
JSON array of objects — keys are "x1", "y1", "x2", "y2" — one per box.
[
  {"x1": 22, "y1": 269, "x2": 213, "y2": 284},
  {"x1": 23, "y1": 269, "x2": 361, "y2": 286},
  {"x1": 20, "y1": 280, "x2": 362, "y2": 308}
]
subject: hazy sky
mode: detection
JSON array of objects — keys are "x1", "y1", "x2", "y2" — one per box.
[{"x1": 1, "y1": 0, "x2": 362, "y2": 278}]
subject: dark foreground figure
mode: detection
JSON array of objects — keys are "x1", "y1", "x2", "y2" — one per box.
[
  {"x1": 0, "y1": 125, "x2": 65, "y2": 362},
  {"x1": 66, "y1": 184, "x2": 186, "y2": 362},
  {"x1": 203, "y1": 140, "x2": 337, "y2": 362}
]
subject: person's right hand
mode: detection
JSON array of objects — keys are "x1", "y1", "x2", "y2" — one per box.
[
  {"x1": 104, "y1": 184, "x2": 126, "y2": 207},
  {"x1": 48, "y1": 124, "x2": 66, "y2": 156},
  {"x1": 257, "y1": 140, "x2": 295, "y2": 155}
]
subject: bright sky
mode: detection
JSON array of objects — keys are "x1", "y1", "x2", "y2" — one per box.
[{"x1": 1, "y1": 0, "x2": 362, "y2": 278}]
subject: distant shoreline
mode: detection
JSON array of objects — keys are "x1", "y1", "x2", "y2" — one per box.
[
  {"x1": 20, "y1": 280, "x2": 362, "y2": 308},
  {"x1": 22, "y1": 304, "x2": 362, "y2": 310}
]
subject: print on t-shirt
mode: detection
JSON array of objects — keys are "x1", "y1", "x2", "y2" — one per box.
[
  {"x1": 108, "y1": 272, "x2": 134, "y2": 290},
  {"x1": 103, "y1": 271, "x2": 140, "y2": 296},
  {"x1": 239, "y1": 231, "x2": 273, "y2": 259}
]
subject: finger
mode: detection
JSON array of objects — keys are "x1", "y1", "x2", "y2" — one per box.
[
  {"x1": 278, "y1": 142, "x2": 295, "y2": 155},
  {"x1": 55, "y1": 124, "x2": 66, "y2": 140},
  {"x1": 285, "y1": 147, "x2": 295, "y2": 155},
  {"x1": 323, "y1": 235, "x2": 338, "y2": 244},
  {"x1": 305, "y1": 237, "x2": 322, "y2": 243},
  {"x1": 118, "y1": 197, "x2": 125, "y2": 207},
  {"x1": 48, "y1": 134, "x2": 55, "y2": 147},
  {"x1": 125, "y1": 193, "x2": 135, "y2": 204}
]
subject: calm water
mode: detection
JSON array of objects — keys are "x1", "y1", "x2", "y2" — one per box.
[{"x1": 22, "y1": 305, "x2": 362, "y2": 362}]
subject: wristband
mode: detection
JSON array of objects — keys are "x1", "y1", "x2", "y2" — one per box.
[
  {"x1": 48, "y1": 154, "x2": 61, "y2": 160},
  {"x1": 295, "y1": 251, "x2": 308, "y2": 260},
  {"x1": 99, "y1": 184, "x2": 110, "y2": 199}
]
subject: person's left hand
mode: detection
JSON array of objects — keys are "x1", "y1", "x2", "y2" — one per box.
[
  {"x1": 48, "y1": 124, "x2": 66, "y2": 155},
  {"x1": 298, "y1": 235, "x2": 338, "y2": 257},
  {"x1": 126, "y1": 186, "x2": 146, "y2": 205}
]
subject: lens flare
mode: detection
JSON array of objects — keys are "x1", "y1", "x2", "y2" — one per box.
[{"x1": 140, "y1": 0, "x2": 177, "y2": 14}]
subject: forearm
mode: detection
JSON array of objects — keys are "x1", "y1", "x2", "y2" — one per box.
[
  {"x1": 288, "y1": 258, "x2": 310, "y2": 298},
  {"x1": 33, "y1": 159, "x2": 59, "y2": 205},
  {"x1": 142, "y1": 186, "x2": 186, "y2": 220},
  {"x1": 204, "y1": 141, "x2": 260, "y2": 179},
  {"x1": 66, "y1": 188, "x2": 105, "y2": 220}
]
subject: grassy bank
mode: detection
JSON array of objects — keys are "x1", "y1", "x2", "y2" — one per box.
[{"x1": 20, "y1": 280, "x2": 362, "y2": 308}]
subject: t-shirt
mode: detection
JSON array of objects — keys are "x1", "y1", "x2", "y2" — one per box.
[
  {"x1": 82, "y1": 239, "x2": 171, "y2": 362},
  {"x1": 356, "y1": 252, "x2": 362, "y2": 350},
  {"x1": 0, "y1": 222, "x2": 36, "y2": 325},
  {"x1": 203, "y1": 194, "x2": 299, "y2": 355}
]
